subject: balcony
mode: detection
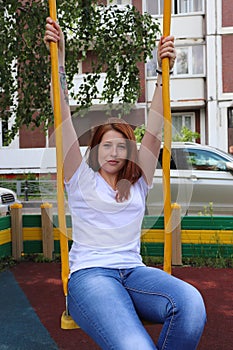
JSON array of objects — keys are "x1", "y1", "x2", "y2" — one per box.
[{"x1": 147, "y1": 77, "x2": 206, "y2": 107}]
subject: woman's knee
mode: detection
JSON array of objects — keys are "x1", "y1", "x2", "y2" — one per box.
[{"x1": 174, "y1": 282, "x2": 206, "y2": 333}]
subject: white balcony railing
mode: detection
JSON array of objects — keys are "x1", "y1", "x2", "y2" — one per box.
[{"x1": 69, "y1": 73, "x2": 123, "y2": 107}]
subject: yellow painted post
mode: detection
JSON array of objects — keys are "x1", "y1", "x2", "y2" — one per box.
[
  {"x1": 171, "y1": 203, "x2": 182, "y2": 266},
  {"x1": 41, "y1": 203, "x2": 54, "y2": 260},
  {"x1": 10, "y1": 203, "x2": 23, "y2": 260},
  {"x1": 162, "y1": 0, "x2": 172, "y2": 274},
  {"x1": 48, "y1": 0, "x2": 69, "y2": 297}
]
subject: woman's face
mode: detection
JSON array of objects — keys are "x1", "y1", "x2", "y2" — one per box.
[{"x1": 98, "y1": 130, "x2": 128, "y2": 175}]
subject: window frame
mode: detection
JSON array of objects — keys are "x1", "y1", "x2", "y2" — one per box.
[
  {"x1": 172, "y1": 112, "x2": 196, "y2": 139},
  {"x1": 0, "y1": 118, "x2": 9, "y2": 148},
  {"x1": 184, "y1": 148, "x2": 230, "y2": 171},
  {"x1": 174, "y1": 45, "x2": 205, "y2": 77},
  {"x1": 146, "y1": 44, "x2": 205, "y2": 78},
  {"x1": 144, "y1": 0, "x2": 204, "y2": 16},
  {"x1": 177, "y1": 0, "x2": 204, "y2": 14},
  {"x1": 107, "y1": 0, "x2": 132, "y2": 6}
]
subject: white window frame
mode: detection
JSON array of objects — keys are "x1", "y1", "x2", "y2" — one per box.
[
  {"x1": 143, "y1": 0, "x2": 204, "y2": 16},
  {"x1": 172, "y1": 112, "x2": 196, "y2": 139},
  {"x1": 174, "y1": 45, "x2": 205, "y2": 77},
  {"x1": 107, "y1": 0, "x2": 131, "y2": 5},
  {"x1": 144, "y1": 0, "x2": 164, "y2": 15},
  {"x1": 177, "y1": 0, "x2": 204, "y2": 14},
  {"x1": 146, "y1": 44, "x2": 205, "y2": 78}
]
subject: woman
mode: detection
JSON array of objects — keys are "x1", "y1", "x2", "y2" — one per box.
[{"x1": 44, "y1": 17, "x2": 206, "y2": 350}]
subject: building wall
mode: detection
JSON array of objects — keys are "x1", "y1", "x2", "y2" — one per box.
[
  {"x1": 221, "y1": 0, "x2": 233, "y2": 94},
  {"x1": 222, "y1": 35, "x2": 233, "y2": 93},
  {"x1": 220, "y1": 0, "x2": 233, "y2": 151},
  {"x1": 222, "y1": 0, "x2": 233, "y2": 27},
  {"x1": 2, "y1": 1, "x2": 233, "y2": 157},
  {"x1": 19, "y1": 125, "x2": 46, "y2": 148}
]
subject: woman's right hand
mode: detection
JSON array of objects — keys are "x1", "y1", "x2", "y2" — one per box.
[{"x1": 44, "y1": 17, "x2": 65, "y2": 67}]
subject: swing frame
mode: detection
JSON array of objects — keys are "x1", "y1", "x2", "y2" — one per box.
[{"x1": 48, "y1": 0, "x2": 172, "y2": 330}]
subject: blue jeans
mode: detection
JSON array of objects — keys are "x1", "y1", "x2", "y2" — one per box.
[{"x1": 68, "y1": 266, "x2": 206, "y2": 350}]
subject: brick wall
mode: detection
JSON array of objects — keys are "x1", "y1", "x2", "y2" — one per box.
[
  {"x1": 19, "y1": 124, "x2": 46, "y2": 148},
  {"x1": 133, "y1": 0, "x2": 142, "y2": 13},
  {"x1": 222, "y1": 34, "x2": 233, "y2": 93},
  {"x1": 222, "y1": 0, "x2": 233, "y2": 27}
]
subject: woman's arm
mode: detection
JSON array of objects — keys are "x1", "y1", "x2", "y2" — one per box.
[
  {"x1": 138, "y1": 36, "x2": 176, "y2": 185},
  {"x1": 44, "y1": 17, "x2": 82, "y2": 181}
]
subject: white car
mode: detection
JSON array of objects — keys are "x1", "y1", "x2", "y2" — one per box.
[
  {"x1": 80, "y1": 142, "x2": 233, "y2": 216},
  {"x1": 0, "y1": 187, "x2": 18, "y2": 216},
  {"x1": 146, "y1": 142, "x2": 233, "y2": 216}
]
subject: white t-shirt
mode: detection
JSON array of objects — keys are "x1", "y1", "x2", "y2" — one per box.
[{"x1": 65, "y1": 159, "x2": 150, "y2": 274}]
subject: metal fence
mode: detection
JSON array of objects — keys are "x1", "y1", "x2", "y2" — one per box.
[{"x1": 0, "y1": 180, "x2": 57, "y2": 201}]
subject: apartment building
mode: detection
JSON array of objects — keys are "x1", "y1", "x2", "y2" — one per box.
[{"x1": 1, "y1": 0, "x2": 233, "y2": 174}]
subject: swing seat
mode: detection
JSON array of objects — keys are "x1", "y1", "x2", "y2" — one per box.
[{"x1": 61, "y1": 311, "x2": 80, "y2": 329}]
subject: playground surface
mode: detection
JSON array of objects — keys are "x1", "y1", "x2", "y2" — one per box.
[{"x1": 0, "y1": 262, "x2": 232, "y2": 350}]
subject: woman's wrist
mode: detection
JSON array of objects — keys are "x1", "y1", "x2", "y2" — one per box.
[
  {"x1": 155, "y1": 74, "x2": 162, "y2": 88},
  {"x1": 155, "y1": 82, "x2": 163, "y2": 88},
  {"x1": 59, "y1": 65, "x2": 66, "y2": 74},
  {"x1": 58, "y1": 66, "x2": 69, "y2": 105}
]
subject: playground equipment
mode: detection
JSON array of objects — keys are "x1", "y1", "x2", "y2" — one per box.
[
  {"x1": 48, "y1": 0, "x2": 172, "y2": 330},
  {"x1": 162, "y1": 0, "x2": 172, "y2": 275}
]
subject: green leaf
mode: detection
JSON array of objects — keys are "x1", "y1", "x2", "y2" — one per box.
[{"x1": 0, "y1": 1, "x2": 160, "y2": 142}]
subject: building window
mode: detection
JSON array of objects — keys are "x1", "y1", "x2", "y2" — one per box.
[
  {"x1": 0, "y1": 119, "x2": 9, "y2": 147},
  {"x1": 146, "y1": 49, "x2": 158, "y2": 77},
  {"x1": 146, "y1": 45, "x2": 204, "y2": 77},
  {"x1": 176, "y1": 47, "x2": 189, "y2": 74},
  {"x1": 175, "y1": 46, "x2": 204, "y2": 75},
  {"x1": 172, "y1": 113, "x2": 195, "y2": 139},
  {"x1": 228, "y1": 108, "x2": 233, "y2": 128},
  {"x1": 107, "y1": 0, "x2": 131, "y2": 5},
  {"x1": 177, "y1": 0, "x2": 203, "y2": 13},
  {"x1": 145, "y1": 0, "x2": 164, "y2": 15},
  {"x1": 145, "y1": 0, "x2": 204, "y2": 15},
  {"x1": 228, "y1": 108, "x2": 233, "y2": 152}
]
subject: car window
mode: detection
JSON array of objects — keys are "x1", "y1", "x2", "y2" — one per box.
[
  {"x1": 184, "y1": 148, "x2": 227, "y2": 170},
  {"x1": 173, "y1": 148, "x2": 191, "y2": 170},
  {"x1": 157, "y1": 150, "x2": 162, "y2": 169},
  {"x1": 157, "y1": 148, "x2": 189, "y2": 170},
  {"x1": 157, "y1": 148, "x2": 176, "y2": 170}
]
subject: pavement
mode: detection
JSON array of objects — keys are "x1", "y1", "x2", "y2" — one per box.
[{"x1": 0, "y1": 262, "x2": 232, "y2": 350}]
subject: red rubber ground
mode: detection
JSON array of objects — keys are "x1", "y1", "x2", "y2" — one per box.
[{"x1": 12, "y1": 262, "x2": 233, "y2": 350}]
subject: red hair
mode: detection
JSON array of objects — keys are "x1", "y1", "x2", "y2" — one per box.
[{"x1": 87, "y1": 118, "x2": 142, "y2": 201}]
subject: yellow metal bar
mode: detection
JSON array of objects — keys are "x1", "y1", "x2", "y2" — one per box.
[
  {"x1": 162, "y1": 0, "x2": 172, "y2": 274},
  {"x1": 48, "y1": 0, "x2": 69, "y2": 297}
]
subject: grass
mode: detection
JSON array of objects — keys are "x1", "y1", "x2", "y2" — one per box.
[
  {"x1": 142, "y1": 256, "x2": 233, "y2": 268},
  {"x1": 181, "y1": 256, "x2": 233, "y2": 268},
  {"x1": 0, "y1": 257, "x2": 17, "y2": 272},
  {"x1": 0, "y1": 254, "x2": 61, "y2": 272},
  {"x1": 0, "y1": 254, "x2": 232, "y2": 273}
]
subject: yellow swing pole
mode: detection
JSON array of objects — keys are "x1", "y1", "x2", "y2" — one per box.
[
  {"x1": 48, "y1": 0, "x2": 69, "y2": 297},
  {"x1": 162, "y1": 0, "x2": 172, "y2": 274}
]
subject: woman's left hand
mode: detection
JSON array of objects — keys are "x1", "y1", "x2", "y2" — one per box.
[{"x1": 157, "y1": 36, "x2": 176, "y2": 70}]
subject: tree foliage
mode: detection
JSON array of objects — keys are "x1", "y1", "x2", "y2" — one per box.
[
  {"x1": 0, "y1": 0, "x2": 160, "y2": 143},
  {"x1": 173, "y1": 126, "x2": 200, "y2": 142}
]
